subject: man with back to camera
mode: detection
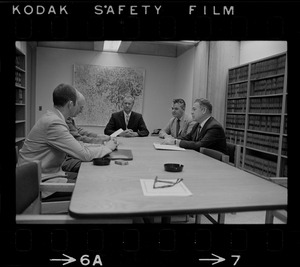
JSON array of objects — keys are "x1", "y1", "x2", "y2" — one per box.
[
  {"x1": 104, "y1": 94, "x2": 149, "y2": 137},
  {"x1": 159, "y1": 98, "x2": 195, "y2": 141},
  {"x1": 162, "y1": 98, "x2": 227, "y2": 154},
  {"x1": 61, "y1": 90, "x2": 111, "y2": 173},
  {"x1": 18, "y1": 83, "x2": 118, "y2": 199}
]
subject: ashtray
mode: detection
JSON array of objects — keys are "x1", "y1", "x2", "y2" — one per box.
[
  {"x1": 93, "y1": 157, "x2": 111, "y2": 166},
  {"x1": 164, "y1": 163, "x2": 184, "y2": 172}
]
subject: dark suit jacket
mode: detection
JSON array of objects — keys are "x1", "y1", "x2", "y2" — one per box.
[
  {"x1": 104, "y1": 111, "x2": 149, "y2": 137},
  {"x1": 179, "y1": 117, "x2": 227, "y2": 154}
]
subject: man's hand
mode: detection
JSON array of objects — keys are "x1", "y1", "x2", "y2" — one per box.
[
  {"x1": 105, "y1": 139, "x2": 119, "y2": 150},
  {"x1": 119, "y1": 129, "x2": 138, "y2": 137},
  {"x1": 99, "y1": 135, "x2": 111, "y2": 142},
  {"x1": 161, "y1": 138, "x2": 176, "y2": 145}
]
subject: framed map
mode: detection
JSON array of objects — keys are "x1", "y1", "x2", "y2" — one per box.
[{"x1": 73, "y1": 64, "x2": 145, "y2": 126}]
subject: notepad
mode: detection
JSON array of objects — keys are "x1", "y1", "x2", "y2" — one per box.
[
  {"x1": 140, "y1": 179, "x2": 192, "y2": 196},
  {"x1": 110, "y1": 128, "x2": 124, "y2": 137},
  {"x1": 108, "y1": 149, "x2": 133, "y2": 160},
  {"x1": 153, "y1": 143, "x2": 186, "y2": 151}
]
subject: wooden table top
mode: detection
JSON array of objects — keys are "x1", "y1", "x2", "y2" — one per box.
[{"x1": 69, "y1": 137, "x2": 287, "y2": 219}]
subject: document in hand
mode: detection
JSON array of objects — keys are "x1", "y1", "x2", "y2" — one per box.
[
  {"x1": 153, "y1": 143, "x2": 186, "y2": 151},
  {"x1": 110, "y1": 128, "x2": 124, "y2": 137},
  {"x1": 140, "y1": 179, "x2": 192, "y2": 196}
]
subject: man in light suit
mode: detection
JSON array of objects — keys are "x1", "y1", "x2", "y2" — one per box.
[
  {"x1": 159, "y1": 98, "x2": 195, "y2": 140},
  {"x1": 104, "y1": 95, "x2": 149, "y2": 137},
  {"x1": 162, "y1": 98, "x2": 227, "y2": 154},
  {"x1": 18, "y1": 83, "x2": 118, "y2": 198}
]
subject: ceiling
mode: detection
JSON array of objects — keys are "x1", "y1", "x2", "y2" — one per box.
[{"x1": 36, "y1": 41, "x2": 199, "y2": 58}]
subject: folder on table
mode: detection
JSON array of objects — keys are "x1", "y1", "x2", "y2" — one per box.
[
  {"x1": 153, "y1": 143, "x2": 186, "y2": 151},
  {"x1": 108, "y1": 149, "x2": 133, "y2": 160}
]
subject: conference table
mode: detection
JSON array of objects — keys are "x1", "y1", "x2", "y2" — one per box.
[{"x1": 68, "y1": 136, "x2": 287, "y2": 223}]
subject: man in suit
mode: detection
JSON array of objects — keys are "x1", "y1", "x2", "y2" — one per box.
[
  {"x1": 18, "y1": 83, "x2": 118, "y2": 198},
  {"x1": 159, "y1": 98, "x2": 195, "y2": 140},
  {"x1": 104, "y1": 95, "x2": 149, "y2": 137},
  {"x1": 162, "y1": 98, "x2": 227, "y2": 154},
  {"x1": 62, "y1": 91, "x2": 111, "y2": 173}
]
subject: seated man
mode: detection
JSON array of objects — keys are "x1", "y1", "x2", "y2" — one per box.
[
  {"x1": 67, "y1": 92, "x2": 110, "y2": 144},
  {"x1": 104, "y1": 95, "x2": 149, "y2": 137},
  {"x1": 162, "y1": 98, "x2": 227, "y2": 154},
  {"x1": 159, "y1": 98, "x2": 195, "y2": 140},
  {"x1": 18, "y1": 83, "x2": 118, "y2": 199},
  {"x1": 62, "y1": 91, "x2": 111, "y2": 173}
]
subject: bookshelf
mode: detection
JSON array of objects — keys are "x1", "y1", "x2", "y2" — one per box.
[
  {"x1": 15, "y1": 46, "x2": 26, "y2": 149},
  {"x1": 225, "y1": 52, "x2": 287, "y2": 178}
]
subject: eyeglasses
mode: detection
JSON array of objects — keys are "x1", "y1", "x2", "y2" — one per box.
[{"x1": 153, "y1": 176, "x2": 184, "y2": 189}]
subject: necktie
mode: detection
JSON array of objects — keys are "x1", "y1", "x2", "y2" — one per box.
[
  {"x1": 125, "y1": 114, "x2": 130, "y2": 128},
  {"x1": 175, "y1": 119, "x2": 180, "y2": 138},
  {"x1": 195, "y1": 124, "x2": 202, "y2": 140}
]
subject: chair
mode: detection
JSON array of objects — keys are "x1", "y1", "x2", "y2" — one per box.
[
  {"x1": 16, "y1": 160, "x2": 41, "y2": 214},
  {"x1": 196, "y1": 148, "x2": 230, "y2": 224},
  {"x1": 15, "y1": 160, "x2": 133, "y2": 224},
  {"x1": 226, "y1": 142, "x2": 242, "y2": 168},
  {"x1": 16, "y1": 160, "x2": 75, "y2": 214},
  {"x1": 265, "y1": 177, "x2": 287, "y2": 224},
  {"x1": 200, "y1": 147, "x2": 229, "y2": 163}
]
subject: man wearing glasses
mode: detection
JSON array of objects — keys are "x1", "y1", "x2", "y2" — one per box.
[{"x1": 159, "y1": 98, "x2": 195, "y2": 141}]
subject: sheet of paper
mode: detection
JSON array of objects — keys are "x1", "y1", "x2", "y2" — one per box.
[
  {"x1": 153, "y1": 143, "x2": 186, "y2": 151},
  {"x1": 110, "y1": 128, "x2": 124, "y2": 137},
  {"x1": 140, "y1": 179, "x2": 192, "y2": 196}
]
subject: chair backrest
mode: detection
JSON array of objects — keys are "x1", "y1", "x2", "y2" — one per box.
[
  {"x1": 16, "y1": 160, "x2": 41, "y2": 214},
  {"x1": 226, "y1": 142, "x2": 241, "y2": 168},
  {"x1": 200, "y1": 147, "x2": 229, "y2": 163},
  {"x1": 226, "y1": 143, "x2": 235, "y2": 164}
]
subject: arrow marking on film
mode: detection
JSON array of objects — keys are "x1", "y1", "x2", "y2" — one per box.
[
  {"x1": 50, "y1": 254, "x2": 76, "y2": 265},
  {"x1": 199, "y1": 253, "x2": 226, "y2": 265}
]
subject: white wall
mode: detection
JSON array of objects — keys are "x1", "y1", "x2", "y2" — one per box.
[
  {"x1": 35, "y1": 47, "x2": 189, "y2": 134},
  {"x1": 239, "y1": 41, "x2": 287, "y2": 64},
  {"x1": 174, "y1": 47, "x2": 195, "y2": 115}
]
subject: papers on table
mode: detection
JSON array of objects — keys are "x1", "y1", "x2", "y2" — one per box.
[
  {"x1": 110, "y1": 128, "x2": 124, "y2": 137},
  {"x1": 153, "y1": 142, "x2": 186, "y2": 151},
  {"x1": 140, "y1": 179, "x2": 192, "y2": 196}
]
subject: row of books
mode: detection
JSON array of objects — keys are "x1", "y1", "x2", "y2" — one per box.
[
  {"x1": 246, "y1": 132, "x2": 279, "y2": 154},
  {"x1": 15, "y1": 71, "x2": 24, "y2": 87},
  {"x1": 227, "y1": 82, "x2": 248, "y2": 98},
  {"x1": 250, "y1": 76, "x2": 284, "y2": 96},
  {"x1": 249, "y1": 96, "x2": 282, "y2": 113},
  {"x1": 226, "y1": 114, "x2": 245, "y2": 129},
  {"x1": 248, "y1": 115, "x2": 281, "y2": 133},
  {"x1": 250, "y1": 54, "x2": 286, "y2": 79},
  {"x1": 225, "y1": 129, "x2": 244, "y2": 145},
  {"x1": 244, "y1": 154, "x2": 277, "y2": 177},
  {"x1": 282, "y1": 136, "x2": 287, "y2": 156},
  {"x1": 227, "y1": 99, "x2": 247, "y2": 113},
  {"x1": 15, "y1": 55, "x2": 25, "y2": 70},
  {"x1": 228, "y1": 65, "x2": 249, "y2": 83},
  {"x1": 16, "y1": 89, "x2": 24, "y2": 104}
]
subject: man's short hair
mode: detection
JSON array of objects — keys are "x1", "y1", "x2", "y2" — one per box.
[
  {"x1": 194, "y1": 98, "x2": 212, "y2": 113},
  {"x1": 123, "y1": 94, "x2": 135, "y2": 103},
  {"x1": 53, "y1": 84, "x2": 77, "y2": 107},
  {"x1": 173, "y1": 98, "x2": 186, "y2": 110}
]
